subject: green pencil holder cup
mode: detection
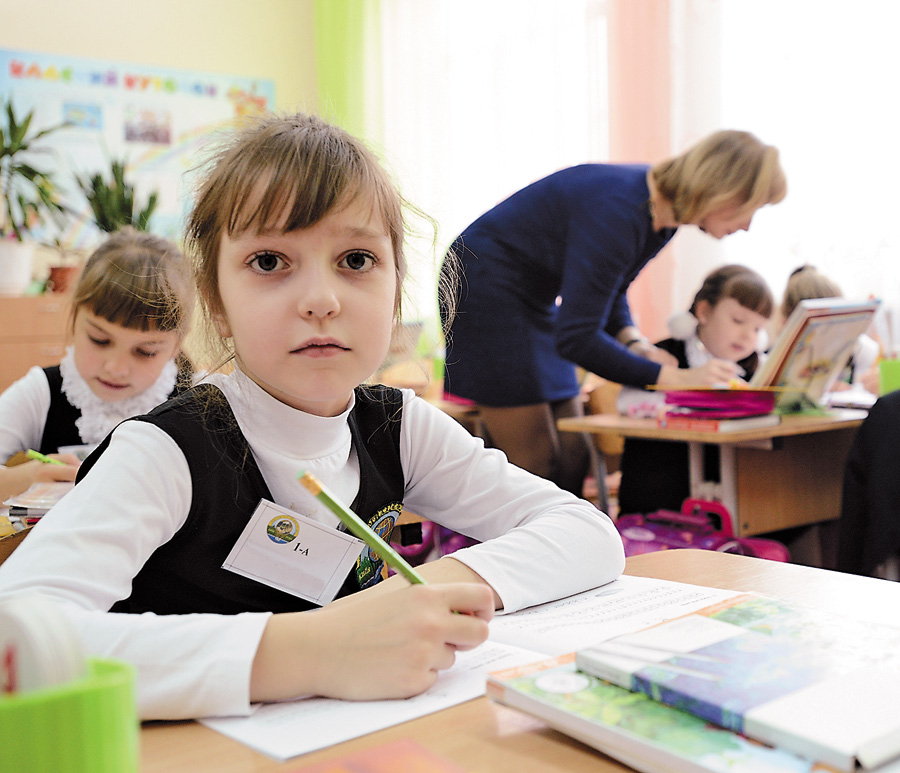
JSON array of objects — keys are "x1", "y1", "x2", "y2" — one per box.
[
  {"x1": 0, "y1": 658, "x2": 138, "y2": 773},
  {"x1": 879, "y1": 358, "x2": 900, "y2": 395}
]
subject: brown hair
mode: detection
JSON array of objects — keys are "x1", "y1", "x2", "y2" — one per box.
[
  {"x1": 70, "y1": 226, "x2": 194, "y2": 339},
  {"x1": 690, "y1": 264, "x2": 774, "y2": 319},
  {"x1": 185, "y1": 113, "x2": 411, "y2": 367},
  {"x1": 651, "y1": 130, "x2": 787, "y2": 224},
  {"x1": 781, "y1": 264, "x2": 842, "y2": 320}
]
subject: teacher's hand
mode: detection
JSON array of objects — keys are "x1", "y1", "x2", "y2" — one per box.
[{"x1": 658, "y1": 358, "x2": 741, "y2": 387}]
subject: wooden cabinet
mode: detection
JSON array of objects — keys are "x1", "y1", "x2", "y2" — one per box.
[{"x1": 0, "y1": 295, "x2": 71, "y2": 392}]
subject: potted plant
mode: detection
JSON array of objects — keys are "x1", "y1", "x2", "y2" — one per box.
[
  {"x1": 76, "y1": 158, "x2": 158, "y2": 233},
  {"x1": 43, "y1": 237, "x2": 85, "y2": 294},
  {"x1": 0, "y1": 98, "x2": 70, "y2": 294}
]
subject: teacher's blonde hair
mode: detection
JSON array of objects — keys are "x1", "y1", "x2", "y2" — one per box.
[{"x1": 651, "y1": 130, "x2": 787, "y2": 224}]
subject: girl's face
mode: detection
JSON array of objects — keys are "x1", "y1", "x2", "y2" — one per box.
[
  {"x1": 72, "y1": 309, "x2": 180, "y2": 402},
  {"x1": 215, "y1": 195, "x2": 397, "y2": 417},
  {"x1": 695, "y1": 297, "x2": 768, "y2": 363}
]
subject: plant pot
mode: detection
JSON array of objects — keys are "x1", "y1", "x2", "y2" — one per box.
[
  {"x1": 0, "y1": 241, "x2": 35, "y2": 296},
  {"x1": 47, "y1": 265, "x2": 81, "y2": 294}
]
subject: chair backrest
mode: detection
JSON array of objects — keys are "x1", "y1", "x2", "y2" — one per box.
[{"x1": 586, "y1": 377, "x2": 624, "y2": 457}]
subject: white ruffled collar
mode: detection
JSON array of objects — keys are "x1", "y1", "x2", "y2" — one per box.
[
  {"x1": 684, "y1": 332, "x2": 712, "y2": 368},
  {"x1": 59, "y1": 347, "x2": 178, "y2": 444}
]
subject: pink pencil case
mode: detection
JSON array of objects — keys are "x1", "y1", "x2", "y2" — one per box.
[{"x1": 664, "y1": 388, "x2": 776, "y2": 414}]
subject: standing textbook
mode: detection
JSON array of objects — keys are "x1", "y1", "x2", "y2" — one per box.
[
  {"x1": 750, "y1": 298, "x2": 879, "y2": 411},
  {"x1": 487, "y1": 654, "x2": 835, "y2": 773},
  {"x1": 575, "y1": 594, "x2": 900, "y2": 772}
]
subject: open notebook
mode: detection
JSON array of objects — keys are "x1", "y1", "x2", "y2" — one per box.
[{"x1": 750, "y1": 298, "x2": 879, "y2": 410}]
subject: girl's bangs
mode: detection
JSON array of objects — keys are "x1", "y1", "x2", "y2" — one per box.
[
  {"x1": 88, "y1": 279, "x2": 181, "y2": 333},
  {"x1": 224, "y1": 157, "x2": 375, "y2": 237}
]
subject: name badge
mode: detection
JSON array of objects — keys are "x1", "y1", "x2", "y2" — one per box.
[{"x1": 222, "y1": 499, "x2": 364, "y2": 605}]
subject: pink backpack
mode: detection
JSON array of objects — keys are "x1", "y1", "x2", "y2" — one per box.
[{"x1": 616, "y1": 498, "x2": 790, "y2": 562}]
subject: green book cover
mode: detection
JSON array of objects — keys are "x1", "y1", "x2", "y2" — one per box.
[
  {"x1": 575, "y1": 594, "x2": 900, "y2": 771},
  {"x1": 488, "y1": 653, "x2": 838, "y2": 773}
]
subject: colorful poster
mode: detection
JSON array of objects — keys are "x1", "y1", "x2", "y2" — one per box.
[{"x1": 0, "y1": 47, "x2": 275, "y2": 246}]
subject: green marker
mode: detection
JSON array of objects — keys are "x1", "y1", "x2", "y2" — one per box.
[
  {"x1": 299, "y1": 470, "x2": 426, "y2": 585},
  {"x1": 26, "y1": 449, "x2": 66, "y2": 466}
]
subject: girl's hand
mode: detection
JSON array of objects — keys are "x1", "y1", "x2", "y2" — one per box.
[
  {"x1": 658, "y1": 359, "x2": 741, "y2": 387},
  {"x1": 0, "y1": 457, "x2": 80, "y2": 502},
  {"x1": 860, "y1": 364, "x2": 880, "y2": 395},
  {"x1": 250, "y1": 582, "x2": 494, "y2": 703},
  {"x1": 29, "y1": 453, "x2": 81, "y2": 484},
  {"x1": 31, "y1": 457, "x2": 80, "y2": 483}
]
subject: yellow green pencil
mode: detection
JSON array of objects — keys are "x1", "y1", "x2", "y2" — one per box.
[
  {"x1": 298, "y1": 470, "x2": 427, "y2": 586},
  {"x1": 26, "y1": 449, "x2": 65, "y2": 466}
]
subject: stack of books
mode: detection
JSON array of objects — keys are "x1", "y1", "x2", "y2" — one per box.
[
  {"x1": 488, "y1": 593, "x2": 900, "y2": 772},
  {"x1": 657, "y1": 388, "x2": 781, "y2": 433},
  {"x1": 3, "y1": 481, "x2": 74, "y2": 523}
]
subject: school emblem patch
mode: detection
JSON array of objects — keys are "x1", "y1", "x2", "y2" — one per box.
[
  {"x1": 356, "y1": 502, "x2": 403, "y2": 588},
  {"x1": 266, "y1": 514, "x2": 299, "y2": 544}
]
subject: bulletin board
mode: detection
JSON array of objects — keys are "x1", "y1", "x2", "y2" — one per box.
[{"x1": 0, "y1": 48, "x2": 276, "y2": 247}]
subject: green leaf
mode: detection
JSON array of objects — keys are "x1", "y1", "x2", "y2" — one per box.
[{"x1": 1, "y1": 97, "x2": 71, "y2": 239}]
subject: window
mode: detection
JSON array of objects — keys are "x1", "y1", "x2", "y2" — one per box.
[
  {"x1": 379, "y1": 0, "x2": 610, "y2": 322},
  {"x1": 718, "y1": 0, "x2": 899, "y2": 343}
]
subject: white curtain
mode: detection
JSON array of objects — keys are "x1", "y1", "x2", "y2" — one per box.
[
  {"x1": 675, "y1": 0, "x2": 900, "y2": 346},
  {"x1": 377, "y1": 0, "x2": 900, "y2": 348},
  {"x1": 378, "y1": 0, "x2": 610, "y2": 325}
]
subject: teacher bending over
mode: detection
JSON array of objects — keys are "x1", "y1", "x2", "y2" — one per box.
[{"x1": 439, "y1": 130, "x2": 787, "y2": 495}]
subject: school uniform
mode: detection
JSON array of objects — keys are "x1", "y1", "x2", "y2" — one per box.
[
  {"x1": 0, "y1": 368, "x2": 625, "y2": 720},
  {"x1": 81, "y1": 383, "x2": 406, "y2": 615},
  {"x1": 0, "y1": 348, "x2": 183, "y2": 462},
  {"x1": 617, "y1": 334, "x2": 761, "y2": 515}
]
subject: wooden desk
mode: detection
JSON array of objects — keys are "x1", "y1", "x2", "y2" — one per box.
[
  {"x1": 558, "y1": 410, "x2": 866, "y2": 535},
  {"x1": 139, "y1": 550, "x2": 900, "y2": 772}
]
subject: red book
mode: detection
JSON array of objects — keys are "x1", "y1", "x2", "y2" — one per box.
[{"x1": 657, "y1": 412, "x2": 781, "y2": 433}]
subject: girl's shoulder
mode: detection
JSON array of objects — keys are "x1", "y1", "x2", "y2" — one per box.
[
  {"x1": 0, "y1": 365, "x2": 52, "y2": 408},
  {"x1": 655, "y1": 337, "x2": 689, "y2": 365},
  {"x1": 353, "y1": 384, "x2": 406, "y2": 437}
]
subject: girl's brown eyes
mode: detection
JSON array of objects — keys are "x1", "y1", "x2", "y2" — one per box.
[
  {"x1": 340, "y1": 251, "x2": 376, "y2": 271},
  {"x1": 249, "y1": 251, "x2": 285, "y2": 272}
]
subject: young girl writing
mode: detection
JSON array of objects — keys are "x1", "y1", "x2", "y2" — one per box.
[
  {"x1": 0, "y1": 227, "x2": 194, "y2": 501},
  {"x1": 0, "y1": 113, "x2": 625, "y2": 720},
  {"x1": 616, "y1": 264, "x2": 774, "y2": 515}
]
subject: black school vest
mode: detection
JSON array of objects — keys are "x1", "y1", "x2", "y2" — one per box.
[
  {"x1": 77, "y1": 383, "x2": 406, "y2": 615},
  {"x1": 39, "y1": 367, "x2": 83, "y2": 453},
  {"x1": 38, "y1": 364, "x2": 188, "y2": 454}
]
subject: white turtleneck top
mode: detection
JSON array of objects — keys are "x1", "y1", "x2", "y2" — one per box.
[{"x1": 0, "y1": 369, "x2": 625, "y2": 720}]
